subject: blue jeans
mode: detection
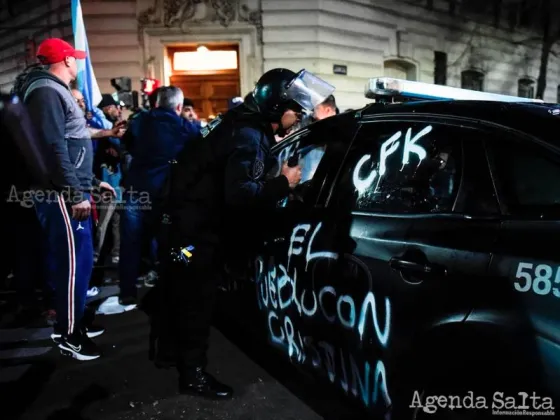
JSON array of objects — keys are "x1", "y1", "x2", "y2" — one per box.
[{"x1": 119, "y1": 193, "x2": 159, "y2": 299}]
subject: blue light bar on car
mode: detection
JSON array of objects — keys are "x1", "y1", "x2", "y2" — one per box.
[{"x1": 365, "y1": 77, "x2": 544, "y2": 103}]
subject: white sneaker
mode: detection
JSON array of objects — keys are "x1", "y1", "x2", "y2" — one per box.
[
  {"x1": 138, "y1": 270, "x2": 158, "y2": 288},
  {"x1": 111, "y1": 256, "x2": 120, "y2": 264},
  {"x1": 96, "y1": 296, "x2": 137, "y2": 315},
  {"x1": 87, "y1": 287, "x2": 100, "y2": 297}
]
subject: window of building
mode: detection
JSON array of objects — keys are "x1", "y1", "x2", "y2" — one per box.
[
  {"x1": 434, "y1": 51, "x2": 447, "y2": 85},
  {"x1": 333, "y1": 122, "x2": 463, "y2": 214},
  {"x1": 518, "y1": 78, "x2": 535, "y2": 98},
  {"x1": 384, "y1": 59, "x2": 417, "y2": 81},
  {"x1": 173, "y1": 46, "x2": 238, "y2": 72},
  {"x1": 460, "y1": 0, "x2": 491, "y2": 15},
  {"x1": 461, "y1": 70, "x2": 484, "y2": 91},
  {"x1": 517, "y1": 0, "x2": 534, "y2": 28}
]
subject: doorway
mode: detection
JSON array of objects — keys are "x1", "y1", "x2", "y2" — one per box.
[{"x1": 168, "y1": 44, "x2": 241, "y2": 120}]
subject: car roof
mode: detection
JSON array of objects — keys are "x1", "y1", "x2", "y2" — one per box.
[
  {"x1": 273, "y1": 100, "x2": 559, "y2": 151},
  {"x1": 359, "y1": 100, "x2": 560, "y2": 145}
]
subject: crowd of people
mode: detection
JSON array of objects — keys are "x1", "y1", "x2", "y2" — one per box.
[{"x1": 2, "y1": 37, "x2": 336, "y2": 398}]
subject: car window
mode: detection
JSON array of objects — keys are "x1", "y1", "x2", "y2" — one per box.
[
  {"x1": 267, "y1": 131, "x2": 328, "y2": 208},
  {"x1": 488, "y1": 138, "x2": 560, "y2": 217},
  {"x1": 458, "y1": 137, "x2": 500, "y2": 216},
  {"x1": 333, "y1": 122, "x2": 463, "y2": 214}
]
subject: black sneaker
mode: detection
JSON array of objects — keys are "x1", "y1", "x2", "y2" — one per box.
[
  {"x1": 58, "y1": 332, "x2": 101, "y2": 361},
  {"x1": 51, "y1": 324, "x2": 105, "y2": 343}
]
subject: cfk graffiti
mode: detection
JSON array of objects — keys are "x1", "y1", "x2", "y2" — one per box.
[
  {"x1": 255, "y1": 222, "x2": 392, "y2": 409},
  {"x1": 353, "y1": 125, "x2": 431, "y2": 194}
]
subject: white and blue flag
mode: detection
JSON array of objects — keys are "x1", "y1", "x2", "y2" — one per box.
[{"x1": 71, "y1": 0, "x2": 102, "y2": 114}]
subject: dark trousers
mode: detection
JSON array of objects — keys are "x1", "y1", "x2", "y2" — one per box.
[
  {"x1": 158, "y1": 244, "x2": 219, "y2": 370},
  {"x1": 4, "y1": 202, "x2": 52, "y2": 308},
  {"x1": 119, "y1": 193, "x2": 159, "y2": 299},
  {"x1": 34, "y1": 193, "x2": 93, "y2": 335}
]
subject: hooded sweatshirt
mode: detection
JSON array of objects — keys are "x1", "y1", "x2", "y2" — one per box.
[{"x1": 20, "y1": 68, "x2": 97, "y2": 204}]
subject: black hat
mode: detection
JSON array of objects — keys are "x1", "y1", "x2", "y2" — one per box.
[{"x1": 98, "y1": 93, "x2": 119, "y2": 109}]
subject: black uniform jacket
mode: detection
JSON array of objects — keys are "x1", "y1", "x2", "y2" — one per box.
[{"x1": 165, "y1": 100, "x2": 291, "y2": 251}]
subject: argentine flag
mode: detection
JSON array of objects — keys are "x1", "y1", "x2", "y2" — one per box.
[{"x1": 71, "y1": 0, "x2": 102, "y2": 113}]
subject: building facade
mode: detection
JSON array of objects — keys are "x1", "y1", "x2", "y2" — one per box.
[{"x1": 1, "y1": 0, "x2": 559, "y2": 117}]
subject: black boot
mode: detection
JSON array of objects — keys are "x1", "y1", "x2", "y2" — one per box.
[
  {"x1": 153, "y1": 343, "x2": 177, "y2": 369},
  {"x1": 178, "y1": 367, "x2": 233, "y2": 399}
]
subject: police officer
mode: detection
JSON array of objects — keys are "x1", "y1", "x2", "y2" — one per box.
[{"x1": 155, "y1": 68, "x2": 335, "y2": 398}]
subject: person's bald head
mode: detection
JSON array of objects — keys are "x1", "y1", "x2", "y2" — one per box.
[
  {"x1": 71, "y1": 89, "x2": 86, "y2": 112},
  {"x1": 313, "y1": 95, "x2": 338, "y2": 121}
]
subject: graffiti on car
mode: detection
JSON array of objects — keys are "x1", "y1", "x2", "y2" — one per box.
[
  {"x1": 254, "y1": 222, "x2": 392, "y2": 409},
  {"x1": 352, "y1": 125, "x2": 432, "y2": 194}
]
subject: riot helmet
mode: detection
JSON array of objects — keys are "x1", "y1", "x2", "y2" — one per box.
[{"x1": 252, "y1": 68, "x2": 335, "y2": 122}]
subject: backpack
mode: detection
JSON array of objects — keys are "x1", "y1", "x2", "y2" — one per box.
[
  {"x1": 162, "y1": 107, "x2": 270, "y2": 209},
  {"x1": 156, "y1": 108, "x2": 270, "y2": 248},
  {"x1": 11, "y1": 64, "x2": 43, "y2": 98}
]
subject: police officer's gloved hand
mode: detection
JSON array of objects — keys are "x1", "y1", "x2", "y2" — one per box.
[{"x1": 281, "y1": 161, "x2": 302, "y2": 189}]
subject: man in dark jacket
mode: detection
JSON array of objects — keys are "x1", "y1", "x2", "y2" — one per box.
[
  {"x1": 1, "y1": 93, "x2": 63, "y2": 323},
  {"x1": 120, "y1": 88, "x2": 161, "y2": 167},
  {"x1": 97, "y1": 86, "x2": 199, "y2": 315},
  {"x1": 20, "y1": 38, "x2": 115, "y2": 360},
  {"x1": 157, "y1": 68, "x2": 334, "y2": 398}
]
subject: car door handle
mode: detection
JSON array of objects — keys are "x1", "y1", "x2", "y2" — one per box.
[{"x1": 389, "y1": 257, "x2": 446, "y2": 276}]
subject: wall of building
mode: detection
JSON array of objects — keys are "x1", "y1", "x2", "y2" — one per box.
[
  {"x1": 261, "y1": 0, "x2": 560, "y2": 110},
  {"x1": 82, "y1": 0, "x2": 142, "y2": 95},
  {"x1": 1, "y1": 0, "x2": 558, "y2": 108},
  {"x1": 0, "y1": 0, "x2": 142, "y2": 97},
  {"x1": 0, "y1": 0, "x2": 73, "y2": 93}
]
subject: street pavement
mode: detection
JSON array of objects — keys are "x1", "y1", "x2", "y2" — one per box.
[{"x1": 0, "y1": 285, "x2": 367, "y2": 420}]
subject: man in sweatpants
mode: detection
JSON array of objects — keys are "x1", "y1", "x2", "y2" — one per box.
[{"x1": 21, "y1": 38, "x2": 115, "y2": 361}]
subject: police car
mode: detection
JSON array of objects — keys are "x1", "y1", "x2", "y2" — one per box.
[{"x1": 222, "y1": 78, "x2": 560, "y2": 419}]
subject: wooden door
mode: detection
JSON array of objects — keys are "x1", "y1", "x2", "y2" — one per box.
[{"x1": 171, "y1": 74, "x2": 240, "y2": 120}]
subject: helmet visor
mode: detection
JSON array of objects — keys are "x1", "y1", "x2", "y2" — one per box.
[{"x1": 285, "y1": 70, "x2": 335, "y2": 111}]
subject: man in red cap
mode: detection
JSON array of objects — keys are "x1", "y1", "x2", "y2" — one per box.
[{"x1": 17, "y1": 38, "x2": 114, "y2": 361}]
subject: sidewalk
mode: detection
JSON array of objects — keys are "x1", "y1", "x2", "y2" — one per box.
[{"x1": 1, "y1": 300, "x2": 323, "y2": 420}]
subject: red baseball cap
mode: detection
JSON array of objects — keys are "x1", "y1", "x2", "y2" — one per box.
[{"x1": 36, "y1": 38, "x2": 87, "y2": 65}]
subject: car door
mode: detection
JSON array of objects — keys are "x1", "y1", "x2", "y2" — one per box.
[
  {"x1": 254, "y1": 117, "x2": 357, "y2": 366},
  {"x1": 395, "y1": 120, "x2": 503, "y2": 350},
  {"x1": 320, "y1": 117, "x2": 502, "y2": 414},
  {"x1": 485, "y1": 133, "x2": 560, "y2": 401}
]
